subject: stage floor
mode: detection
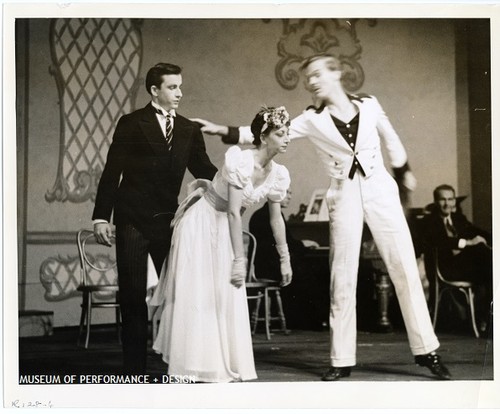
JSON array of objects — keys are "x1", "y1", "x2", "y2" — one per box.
[{"x1": 19, "y1": 325, "x2": 493, "y2": 382}]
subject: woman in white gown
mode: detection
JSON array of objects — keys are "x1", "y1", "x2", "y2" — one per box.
[{"x1": 150, "y1": 106, "x2": 293, "y2": 382}]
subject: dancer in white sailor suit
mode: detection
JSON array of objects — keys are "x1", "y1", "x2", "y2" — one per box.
[{"x1": 194, "y1": 53, "x2": 451, "y2": 381}]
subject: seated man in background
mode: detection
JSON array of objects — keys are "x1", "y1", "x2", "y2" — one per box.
[
  {"x1": 421, "y1": 184, "x2": 492, "y2": 334},
  {"x1": 249, "y1": 189, "x2": 329, "y2": 330}
]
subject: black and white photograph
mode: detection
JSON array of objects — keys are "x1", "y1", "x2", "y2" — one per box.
[
  {"x1": 304, "y1": 189, "x2": 329, "y2": 221},
  {"x1": 3, "y1": 1, "x2": 499, "y2": 410}
]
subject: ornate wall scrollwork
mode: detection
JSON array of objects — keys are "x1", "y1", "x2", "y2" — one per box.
[
  {"x1": 46, "y1": 18, "x2": 143, "y2": 203},
  {"x1": 40, "y1": 253, "x2": 117, "y2": 301},
  {"x1": 270, "y1": 19, "x2": 376, "y2": 92},
  {"x1": 39, "y1": 255, "x2": 81, "y2": 301}
]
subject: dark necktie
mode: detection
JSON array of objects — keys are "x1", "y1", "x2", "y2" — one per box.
[
  {"x1": 444, "y1": 217, "x2": 458, "y2": 237},
  {"x1": 155, "y1": 108, "x2": 173, "y2": 151},
  {"x1": 165, "y1": 114, "x2": 173, "y2": 151}
]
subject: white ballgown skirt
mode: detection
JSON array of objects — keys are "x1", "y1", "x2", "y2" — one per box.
[{"x1": 150, "y1": 194, "x2": 257, "y2": 383}]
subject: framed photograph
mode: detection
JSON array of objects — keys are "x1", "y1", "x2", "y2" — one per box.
[{"x1": 304, "y1": 189, "x2": 329, "y2": 221}]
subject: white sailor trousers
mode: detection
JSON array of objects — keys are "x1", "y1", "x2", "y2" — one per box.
[{"x1": 326, "y1": 170, "x2": 439, "y2": 367}]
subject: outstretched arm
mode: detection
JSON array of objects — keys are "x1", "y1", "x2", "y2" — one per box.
[
  {"x1": 192, "y1": 111, "x2": 309, "y2": 146},
  {"x1": 268, "y1": 201, "x2": 293, "y2": 287},
  {"x1": 191, "y1": 119, "x2": 229, "y2": 136},
  {"x1": 191, "y1": 118, "x2": 254, "y2": 145}
]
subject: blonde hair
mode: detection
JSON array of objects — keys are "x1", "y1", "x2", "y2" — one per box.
[{"x1": 299, "y1": 53, "x2": 342, "y2": 73}]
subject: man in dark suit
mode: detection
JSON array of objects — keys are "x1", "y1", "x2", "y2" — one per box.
[
  {"x1": 422, "y1": 184, "x2": 492, "y2": 332},
  {"x1": 92, "y1": 63, "x2": 217, "y2": 374}
]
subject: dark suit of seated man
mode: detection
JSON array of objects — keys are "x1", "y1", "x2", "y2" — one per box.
[{"x1": 421, "y1": 184, "x2": 492, "y2": 333}]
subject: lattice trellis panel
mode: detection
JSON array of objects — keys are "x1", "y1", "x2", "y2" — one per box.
[
  {"x1": 46, "y1": 18, "x2": 143, "y2": 203},
  {"x1": 40, "y1": 254, "x2": 118, "y2": 302}
]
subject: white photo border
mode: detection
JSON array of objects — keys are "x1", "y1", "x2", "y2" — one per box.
[{"x1": 3, "y1": 1, "x2": 500, "y2": 411}]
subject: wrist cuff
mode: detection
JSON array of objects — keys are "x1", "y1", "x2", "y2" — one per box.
[
  {"x1": 222, "y1": 126, "x2": 240, "y2": 144},
  {"x1": 392, "y1": 162, "x2": 410, "y2": 181}
]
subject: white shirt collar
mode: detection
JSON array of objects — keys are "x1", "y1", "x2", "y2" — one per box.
[{"x1": 152, "y1": 101, "x2": 176, "y2": 117}]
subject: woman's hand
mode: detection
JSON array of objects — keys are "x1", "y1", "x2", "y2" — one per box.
[
  {"x1": 280, "y1": 261, "x2": 293, "y2": 287},
  {"x1": 276, "y1": 243, "x2": 292, "y2": 287},
  {"x1": 231, "y1": 256, "x2": 247, "y2": 288}
]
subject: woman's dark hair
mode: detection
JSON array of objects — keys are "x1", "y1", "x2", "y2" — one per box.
[
  {"x1": 250, "y1": 106, "x2": 290, "y2": 146},
  {"x1": 145, "y1": 63, "x2": 182, "y2": 95}
]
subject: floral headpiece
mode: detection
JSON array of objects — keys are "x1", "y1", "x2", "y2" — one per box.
[{"x1": 260, "y1": 106, "x2": 290, "y2": 134}]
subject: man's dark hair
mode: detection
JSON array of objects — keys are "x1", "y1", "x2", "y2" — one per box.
[
  {"x1": 145, "y1": 63, "x2": 182, "y2": 95},
  {"x1": 433, "y1": 184, "x2": 456, "y2": 201}
]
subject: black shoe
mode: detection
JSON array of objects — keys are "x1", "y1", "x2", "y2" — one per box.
[
  {"x1": 415, "y1": 353, "x2": 451, "y2": 380},
  {"x1": 321, "y1": 366, "x2": 351, "y2": 381}
]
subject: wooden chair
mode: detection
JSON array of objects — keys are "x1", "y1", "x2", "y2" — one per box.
[
  {"x1": 76, "y1": 229, "x2": 120, "y2": 348},
  {"x1": 430, "y1": 248, "x2": 480, "y2": 338},
  {"x1": 243, "y1": 230, "x2": 288, "y2": 340}
]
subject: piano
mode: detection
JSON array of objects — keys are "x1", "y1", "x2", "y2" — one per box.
[{"x1": 287, "y1": 220, "x2": 394, "y2": 332}]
